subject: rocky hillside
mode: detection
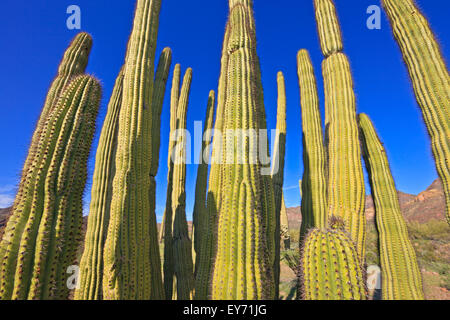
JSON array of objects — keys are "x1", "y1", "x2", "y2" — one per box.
[{"x1": 286, "y1": 178, "x2": 446, "y2": 227}]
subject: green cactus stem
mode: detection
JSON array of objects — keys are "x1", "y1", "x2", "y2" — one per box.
[
  {"x1": 314, "y1": 0, "x2": 366, "y2": 260},
  {"x1": 0, "y1": 75, "x2": 101, "y2": 300},
  {"x1": 297, "y1": 49, "x2": 327, "y2": 240},
  {"x1": 75, "y1": 68, "x2": 124, "y2": 300},
  {"x1": 0, "y1": 32, "x2": 92, "y2": 268},
  {"x1": 171, "y1": 68, "x2": 195, "y2": 300},
  {"x1": 271, "y1": 71, "x2": 287, "y2": 298},
  {"x1": 210, "y1": 0, "x2": 275, "y2": 300},
  {"x1": 102, "y1": 0, "x2": 164, "y2": 300},
  {"x1": 194, "y1": 24, "x2": 231, "y2": 301},
  {"x1": 382, "y1": 0, "x2": 450, "y2": 225},
  {"x1": 162, "y1": 64, "x2": 181, "y2": 300},
  {"x1": 359, "y1": 113, "x2": 424, "y2": 300},
  {"x1": 193, "y1": 90, "x2": 216, "y2": 300},
  {"x1": 301, "y1": 217, "x2": 367, "y2": 300}
]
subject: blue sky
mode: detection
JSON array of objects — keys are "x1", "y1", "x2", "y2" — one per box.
[{"x1": 0, "y1": 0, "x2": 448, "y2": 221}]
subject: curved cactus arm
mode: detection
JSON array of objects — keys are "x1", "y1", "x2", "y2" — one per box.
[
  {"x1": 314, "y1": 0, "x2": 366, "y2": 260},
  {"x1": 381, "y1": 0, "x2": 450, "y2": 225},
  {"x1": 300, "y1": 218, "x2": 367, "y2": 300},
  {"x1": 359, "y1": 113, "x2": 424, "y2": 300},
  {"x1": 193, "y1": 91, "x2": 216, "y2": 300},
  {"x1": 102, "y1": 0, "x2": 163, "y2": 300},
  {"x1": 75, "y1": 68, "x2": 124, "y2": 300},
  {"x1": 171, "y1": 68, "x2": 195, "y2": 300},
  {"x1": 0, "y1": 32, "x2": 92, "y2": 275},
  {"x1": 297, "y1": 49, "x2": 328, "y2": 240},
  {"x1": 270, "y1": 71, "x2": 287, "y2": 298}
]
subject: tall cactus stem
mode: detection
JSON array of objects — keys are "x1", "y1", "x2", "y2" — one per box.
[
  {"x1": 193, "y1": 91, "x2": 216, "y2": 300},
  {"x1": 314, "y1": 0, "x2": 366, "y2": 260},
  {"x1": 271, "y1": 71, "x2": 287, "y2": 298},
  {"x1": 297, "y1": 49, "x2": 328, "y2": 240},
  {"x1": 102, "y1": 0, "x2": 164, "y2": 300},
  {"x1": 381, "y1": 0, "x2": 450, "y2": 225},
  {"x1": 359, "y1": 113, "x2": 424, "y2": 300}
]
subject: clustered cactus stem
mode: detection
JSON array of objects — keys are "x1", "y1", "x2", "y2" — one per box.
[
  {"x1": 297, "y1": 49, "x2": 327, "y2": 240},
  {"x1": 0, "y1": 74, "x2": 101, "y2": 300},
  {"x1": 75, "y1": 67, "x2": 125, "y2": 300},
  {"x1": 210, "y1": 0, "x2": 276, "y2": 300},
  {"x1": 193, "y1": 24, "x2": 231, "y2": 299},
  {"x1": 381, "y1": 0, "x2": 450, "y2": 225},
  {"x1": 0, "y1": 32, "x2": 92, "y2": 268},
  {"x1": 193, "y1": 90, "x2": 216, "y2": 300},
  {"x1": 75, "y1": 47, "x2": 172, "y2": 301},
  {"x1": 300, "y1": 217, "x2": 367, "y2": 300},
  {"x1": 314, "y1": 0, "x2": 366, "y2": 260},
  {"x1": 271, "y1": 71, "x2": 287, "y2": 298},
  {"x1": 359, "y1": 113, "x2": 424, "y2": 300},
  {"x1": 102, "y1": 0, "x2": 164, "y2": 300},
  {"x1": 162, "y1": 64, "x2": 181, "y2": 300},
  {"x1": 170, "y1": 68, "x2": 195, "y2": 300}
]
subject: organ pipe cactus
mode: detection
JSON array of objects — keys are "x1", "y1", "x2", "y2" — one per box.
[
  {"x1": 0, "y1": 32, "x2": 92, "y2": 267},
  {"x1": 75, "y1": 48, "x2": 172, "y2": 300},
  {"x1": 314, "y1": 0, "x2": 366, "y2": 260},
  {"x1": 210, "y1": 0, "x2": 275, "y2": 300},
  {"x1": 163, "y1": 64, "x2": 181, "y2": 299},
  {"x1": 194, "y1": 24, "x2": 231, "y2": 300},
  {"x1": 359, "y1": 113, "x2": 424, "y2": 300},
  {"x1": 170, "y1": 68, "x2": 195, "y2": 300},
  {"x1": 0, "y1": 75, "x2": 101, "y2": 300},
  {"x1": 382, "y1": 0, "x2": 450, "y2": 225},
  {"x1": 193, "y1": 90, "x2": 215, "y2": 300},
  {"x1": 301, "y1": 217, "x2": 367, "y2": 300},
  {"x1": 75, "y1": 67, "x2": 124, "y2": 300},
  {"x1": 271, "y1": 71, "x2": 287, "y2": 298},
  {"x1": 297, "y1": 49, "x2": 327, "y2": 240},
  {"x1": 102, "y1": 0, "x2": 164, "y2": 300}
]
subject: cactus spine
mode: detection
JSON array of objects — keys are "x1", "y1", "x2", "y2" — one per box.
[
  {"x1": 75, "y1": 68, "x2": 124, "y2": 300},
  {"x1": 382, "y1": 0, "x2": 450, "y2": 225},
  {"x1": 297, "y1": 49, "x2": 327, "y2": 239},
  {"x1": 0, "y1": 75, "x2": 101, "y2": 300},
  {"x1": 0, "y1": 33, "x2": 92, "y2": 267},
  {"x1": 210, "y1": 0, "x2": 275, "y2": 300},
  {"x1": 301, "y1": 218, "x2": 367, "y2": 300},
  {"x1": 171, "y1": 68, "x2": 195, "y2": 300},
  {"x1": 193, "y1": 90, "x2": 215, "y2": 300},
  {"x1": 359, "y1": 113, "x2": 424, "y2": 300},
  {"x1": 271, "y1": 72, "x2": 287, "y2": 298},
  {"x1": 314, "y1": 0, "x2": 366, "y2": 259},
  {"x1": 102, "y1": 0, "x2": 164, "y2": 300}
]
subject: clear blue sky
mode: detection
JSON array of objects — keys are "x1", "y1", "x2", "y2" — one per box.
[{"x1": 0, "y1": 1, "x2": 448, "y2": 222}]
